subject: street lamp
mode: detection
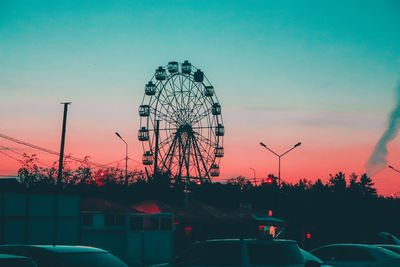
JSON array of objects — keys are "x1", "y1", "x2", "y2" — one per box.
[
  {"x1": 259, "y1": 142, "x2": 301, "y2": 188},
  {"x1": 115, "y1": 132, "x2": 128, "y2": 185},
  {"x1": 250, "y1": 167, "x2": 257, "y2": 185},
  {"x1": 388, "y1": 165, "x2": 400, "y2": 174}
]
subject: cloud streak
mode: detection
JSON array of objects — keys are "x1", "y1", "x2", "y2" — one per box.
[{"x1": 367, "y1": 81, "x2": 400, "y2": 175}]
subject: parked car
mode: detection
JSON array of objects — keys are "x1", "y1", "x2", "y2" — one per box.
[
  {"x1": 156, "y1": 238, "x2": 315, "y2": 267},
  {"x1": 0, "y1": 253, "x2": 38, "y2": 267},
  {"x1": 0, "y1": 245, "x2": 128, "y2": 267},
  {"x1": 311, "y1": 244, "x2": 400, "y2": 267},
  {"x1": 377, "y1": 232, "x2": 400, "y2": 245},
  {"x1": 375, "y1": 245, "x2": 400, "y2": 255},
  {"x1": 300, "y1": 249, "x2": 323, "y2": 266}
]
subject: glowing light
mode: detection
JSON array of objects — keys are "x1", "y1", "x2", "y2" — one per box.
[
  {"x1": 306, "y1": 233, "x2": 311, "y2": 239},
  {"x1": 269, "y1": 226, "x2": 276, "y2": 237},
  {"x1": 95, "y1": 179, "x2": 104, "y2": 186},
  {"x1": 185, "y1": 226, "x2": 193, "y2": 235},
  {"x1": 266, "y1": 178, "x2": 273, "y2": 184},
  {"x1": 258, "y1": 225, "x2": 265, "y2": 231},
  {"x1": 268, "y1": 210, "x2": 273, "y2": 217},
  {"x1": 100, "y1": 171, "x2": 105, "y2": 177}
]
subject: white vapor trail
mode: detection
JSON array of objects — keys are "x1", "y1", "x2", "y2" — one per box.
[{"x1": 366, "y1": 82, "x2": 400, "y2": 175}]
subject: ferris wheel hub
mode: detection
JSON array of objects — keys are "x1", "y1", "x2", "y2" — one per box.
[{"x1": 178, "y1": 124, "x2": 193, "y2": 134}]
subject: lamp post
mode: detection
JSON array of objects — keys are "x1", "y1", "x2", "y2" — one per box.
[
  {"x1": 388, "y1": 165, "x2": 400, "y2": 174},
  {"x1": 259, "y1": 141, "x2": 301, "y2": 214},
  {"x1": 250, "y1": 167, "x2": 257, "y2": 185},
  {"x1": 259, "y1": 142, "x2": 301, "y2": 188},
  {"x1": 260, "y1": 142, "x2": 301, "y2": 188},
  {"x1": 115, "y1": 132, "x2": 128, "y2": 185}
]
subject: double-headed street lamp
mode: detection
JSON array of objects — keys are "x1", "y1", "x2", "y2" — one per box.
[
  {"x1": 115, "y1": 132, "x2": 128, "y2": 185},
  {"x1": 259, "y1": 142, "x2": 301, "y2": 188}
]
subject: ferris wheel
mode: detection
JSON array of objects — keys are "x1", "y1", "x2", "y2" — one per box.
[{"x1": 138, "y1": 61, "x2": 224, "y2": 183}]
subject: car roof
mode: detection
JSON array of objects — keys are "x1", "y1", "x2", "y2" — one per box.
[
  {"x1": 0, "y1": 253, "x2": 31, "y2": 260},
  {"x1": 0, "y1": 245, "x2": 106, "y2": 254},
  {"x1": 313, "y1": 244, "x2": 376, "y2": 250},
  {"x1": 201, "y1": 238, "x2": 298, "y2": 244},
  {"x1": 376, "y1": 244, "x2": 400, "y2": 248}
]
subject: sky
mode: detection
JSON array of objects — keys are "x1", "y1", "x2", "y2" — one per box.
[{"x1": 1, "y1": 0, "x2": 400, "y2": 195}]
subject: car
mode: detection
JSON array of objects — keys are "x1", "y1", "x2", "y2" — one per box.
[
  {"x1": 300, "y1": 249, "x2": 323, "y2": 266},
  {"x1": 311, "y1": 244, "x2": 400, "y2": 267},
  {"x1": 0, "y1": 253, "x2": 38, "y2": 267},
  {"x1": 375, "y1": 244, "x2": 400, "y2": 255},
  {"x1": 0, "y1": 245, "x2": 128, "y2": 267},
  {"x1": 300, "y1": 249, "x2": 335, "y2": 267},
  {"x1": 169, "y1": 238, "x2": 311, "y2": 267}
]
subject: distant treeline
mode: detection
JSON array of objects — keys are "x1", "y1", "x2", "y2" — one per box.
[{"x1": 13, "y1": 153, "x2": 400, "y2": 248}]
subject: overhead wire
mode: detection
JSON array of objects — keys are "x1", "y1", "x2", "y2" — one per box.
[
  {"x1": 0, "y1": 144, "x2": 54, "y2": 168},
  {"x1": 0, "y1": 133, "x2": 126, "y2": 170},
  {"x1": 0, "y1": 150, "x2": 24, "y2": 164}
]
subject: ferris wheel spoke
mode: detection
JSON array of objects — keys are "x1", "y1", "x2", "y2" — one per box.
[
  {"x1": 150, "y1": 109, "x2": 178, "y2": 126},
  {"x1": 183, "y1": 75, "x2": 196, "y2": 124},
  {"x1": 158, "y1": 133, "x2": 175, "y2": 148},
  {"x1": 190, "y1": 108, "x2": 212, "y2": 125},
  {"x1": 157, "y1": 136, "x2": 177, "y2": 168},
  {"x1": 166, "y1": 76, "x2": 184, "y2": 123},
  {"x1": 157, "y1": 81, "x2": 181, "y2": 122},
  {"x1": 189, "y1": 89, "x2": 214, "y2": 124},
  {"x1": 185, "y1": 80, "x2": 204, "y2": 121},
  {"x1": 161, "y1": 134, "x2": 179, "y2": 173},
  {"x1": 188, "y1": 97, "x2": 211, "y2": 124},
  {"x1": 192, "y1": 135, "x2": 211, "y2": 180},
  {"x1": 194, "y1": 131, "x2": 218, "y2": 147}
]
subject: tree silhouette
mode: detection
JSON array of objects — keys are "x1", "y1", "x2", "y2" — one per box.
[{"x1": 12, "y1": 156, "x2": 400, "y2": 249}]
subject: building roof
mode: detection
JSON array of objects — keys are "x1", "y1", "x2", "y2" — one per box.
[{"x1": 81, "y1": 197, "x2": 142, "y2": 213}]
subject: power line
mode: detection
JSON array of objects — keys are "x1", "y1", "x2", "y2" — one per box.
[
  {"x1": 0, "y1": 144, "x2": 54, "y2": 168},
  {"x1": 128, "y1": 157, "x2": 143, "y2": 165},
  {"x1": 103, "y1": 158, "x2": 126, "y2": 166},
  {"x1": 0, "y1": 150, "x2": 24, "y2": 164},
  {"x1": 0, "y1": 144, "x2": 55, "y2": 168},
  {"x1": 0, "y1": 133, "x2": 122, "y2": 170}
]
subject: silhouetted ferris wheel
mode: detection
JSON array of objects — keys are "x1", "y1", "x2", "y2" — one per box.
[{"x1": 138, "y1": 61, "x2": 224, "y2": 183}]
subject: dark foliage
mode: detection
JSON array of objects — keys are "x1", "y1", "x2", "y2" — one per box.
[{"x1": 15, "y1": 154, "x2": 400, "y2": 248}]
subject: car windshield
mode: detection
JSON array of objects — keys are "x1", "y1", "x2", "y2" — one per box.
[
  {"x1": 374, "y1": 247, "x2": 400, "y2": 259},
  {"x1": 379, "y1": 246, "x2": 400, "y2": 255},
  {"x1": 247, "y1": 242, "x2": 304, "y2": 265},
  {"x1": 57, "y1": 252, "x2": 128, "y2": 267},
  {"x1": 301, "y1": 249, "x2": 322, "y2": 263}
]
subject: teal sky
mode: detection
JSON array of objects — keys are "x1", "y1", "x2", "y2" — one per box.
[{"x1": 1, "y1": 0, "x2": 400, "y2": 194}]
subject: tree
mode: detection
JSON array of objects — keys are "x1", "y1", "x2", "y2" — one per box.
[
  {"x1": 18, "y1": 153, "x2": 54, "y2": 187},
  {"x1": 329, "y1": 172, "x2": 347, "y2": 193},
  {"x1": 227, "y1": 176, "x2": 251, "y2": 190},
  {"x1": 359, "y1": 173, "x2": 377, "y2": 196}
]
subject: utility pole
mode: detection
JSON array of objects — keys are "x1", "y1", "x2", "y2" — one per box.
[
  {"x1": 57, "y1": 102, "x2": 71, "y2": 184},
  {"x1": 154, "y1": 120, "x2": 160, "y2": 176}
]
